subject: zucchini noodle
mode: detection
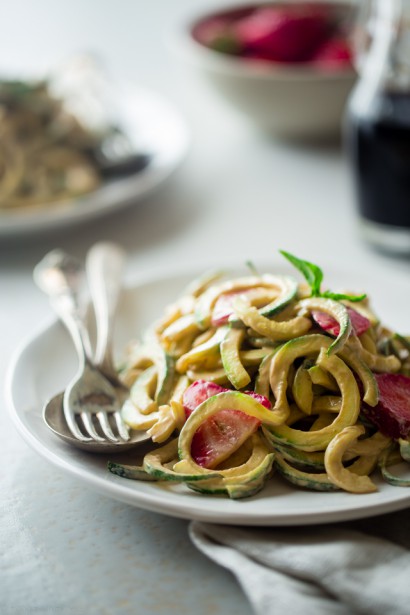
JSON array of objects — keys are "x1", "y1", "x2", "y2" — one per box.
[{"x1": 110, "y1": 261, "x2": 410, "y2": 499}]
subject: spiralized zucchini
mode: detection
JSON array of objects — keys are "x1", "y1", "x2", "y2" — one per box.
[{"x1": 111, "y1": 255, "x2": 410, "y2": 499}]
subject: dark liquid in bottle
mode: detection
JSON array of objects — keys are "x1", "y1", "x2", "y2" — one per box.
[{"x1": 346, "y1": 91, "x2": 410, "y2": 228}]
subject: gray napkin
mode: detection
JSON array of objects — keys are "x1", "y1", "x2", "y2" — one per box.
[{"x1": 189, "y1": 509, "x2": 410, "y2": 615}]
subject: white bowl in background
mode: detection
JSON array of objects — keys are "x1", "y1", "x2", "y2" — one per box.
[{"x1": 178, "y1": 1, "x2": 357, "y2": 141}]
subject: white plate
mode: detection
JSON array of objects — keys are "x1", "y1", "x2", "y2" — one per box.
[
  {"x1": 7, "y1": 262, "x2": 410, "y2": 526},
  {"x1": 0, "y1": 86, "x2": 189, "y2": 237}
]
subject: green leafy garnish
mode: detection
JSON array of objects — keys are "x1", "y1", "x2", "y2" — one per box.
[
  {"x1": 393, "y1": 333, "x2": 410, "y2": 352},
  {"x1": 321, "y1": 290, "x2": 366, "y2": 302},
  {"x1": 279, "y1": 250, "x2": 366, "y2": 303},
  {"x1": 246, "y1": 260, "x2": 259, "y2": 276}
]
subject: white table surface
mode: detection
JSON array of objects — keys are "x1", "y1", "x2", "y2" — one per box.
[{"x1": 2, "y1": 2, "x2": 410, "y2": 614}]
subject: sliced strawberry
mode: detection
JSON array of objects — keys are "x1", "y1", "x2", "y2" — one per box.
[
  {"x1": 182, "y1": 379, "x2": 226, "y2": 419},
  {"x1": 309, "y1": 36, "x2": 352, "y2": 68},
  {"x1": 191, "y1": 408, "x2": 260, "y2": 468},
  {"x1": 211, "y1": 290, "x2": 247, "y2": 327},
  {"x1": 312, "y1": 307, "x2": 371, "y2": 337},
  {"x1": 182, "y1": 380, "x2": 272, "y2": 416},
  {"x1": 244, "y1": 390, "x2": 272, "y2": 409},
  {"x1": 183, "y1": 380, "x2": 271, "y2": 468},
  {"x1": 363, "y1": 373, "x2": 410, "y2": 439},
  {"x1": 233, "y1": 7, "x2": 330, "y2": 63}
]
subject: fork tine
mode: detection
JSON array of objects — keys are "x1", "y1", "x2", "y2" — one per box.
[
  {"x1": 96, "y1": 411, "x2": 120, "y2": 443},
  {"x1": 113, "y1": 411, "x2": 131, "y2": 441},
  {"x1": 81, "y1": 412, "x2": 106, "y2": 442},
  {"x1": 64, "y1": 407, "x2": 93, "y2": 442}
]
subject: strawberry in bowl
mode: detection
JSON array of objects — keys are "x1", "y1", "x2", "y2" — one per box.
[{"x1": 192, "y1": 2, "x2": 353, "y2": 69}]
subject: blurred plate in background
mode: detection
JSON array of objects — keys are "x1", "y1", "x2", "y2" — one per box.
[{"x1": 0, "y1": 85, "x2": 190, "y2": 237}]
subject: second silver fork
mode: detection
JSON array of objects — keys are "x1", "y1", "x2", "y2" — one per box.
[{"x1": 34, "y1": 243, "x2": 129, "y2": 443}]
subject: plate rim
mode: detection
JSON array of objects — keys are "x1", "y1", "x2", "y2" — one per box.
[{"x1": 6, "y1": 261, "x2": 410, "y2": 526}]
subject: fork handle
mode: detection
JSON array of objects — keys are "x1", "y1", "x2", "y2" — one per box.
[
  {"x1": 86, "y1": 241, "x2": 126, "y2": 381},
  {"x1": 50, "y1": 292, "x2": 93, "y2": 370},
  {"x1": 33, "y1": 248, "x2": 93, "y2": 367}
]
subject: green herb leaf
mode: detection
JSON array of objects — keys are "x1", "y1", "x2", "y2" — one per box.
[
  {"x1": 393, "y1": 332, "x2": 410, "y2": 351},
  {"x1": 321, "y1": 290, "x2": 367, "y2": 302},
  {"x1": 280, "y1": 250, "x2": 367, "y2": 303},
  {"x1": 279, "y1": 250, "x2": 323, "y2": 296},
  {"x1": 245, "y1": 260, "x2": 259, "y2": 276}
]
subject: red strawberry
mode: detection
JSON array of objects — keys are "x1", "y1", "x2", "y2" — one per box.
[
  {"x1": 312, "y1": 307, "x2": 371, "y2": 337},
  {"x1": 182, "y1": 379, "x2": 226, "y2": 419},
  {"x1": 233, "y1": 7, "x2": 330, "y2": 62},
  {"x1": 191, "y1": 408, "x2": 261, "y2": 468},
  {"x1": 363, "y1": 373, "x2": 410, "y2": 439},
  {"x1": 211, "y1": 290, "x2": 251, "y2": 327},
  {"x1": 244, "y1": 391, "x2": 272, "y2": 409},
  {"x1": 183, "y1": 380, "x2": 271, "y2": 468},
  {"x1": 309, "y1": 36, "x2": 352, "y2": 68}
]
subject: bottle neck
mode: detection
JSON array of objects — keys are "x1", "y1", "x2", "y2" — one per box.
[{"x1": 361, "y1": 0, "x2": 410, "y2": 90}]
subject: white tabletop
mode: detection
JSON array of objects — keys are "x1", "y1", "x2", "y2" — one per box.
[{"x1": 2, "y1": 1, "x2": 410, "y2": 614}]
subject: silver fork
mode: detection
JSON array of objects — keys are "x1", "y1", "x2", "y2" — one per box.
[
  {"x1": 85, "y1": 241, "x2": 129, "y2": 442},
  {"x1": 86, "y1": 241, "x2": 126, "y2": 386},
  {"x1": 34, "y1": 248, "x2": 129, "y2": 443}
]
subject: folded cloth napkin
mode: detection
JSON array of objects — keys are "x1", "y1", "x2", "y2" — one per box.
[{"x1": 189, "y1": 509, "x2": 410, "y2": 615}]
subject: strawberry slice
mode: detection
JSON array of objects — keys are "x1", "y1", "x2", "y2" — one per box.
[
  {"x1": 183, "y1": 380, "x2": 271, "y2": 468},
  {"x1": 312, "y1": 307, "x2": 371, "y2": 337},
  {"x1": 233, "y1": 6, "x2": 330, "y2": 63},
  {"x1": 211, "y1": 290, "x2": 247, "y2": 327},
  {"x1": 244, "y1": 391, "x2": 272, "y2": 409},
  {"x1": 182, "y1": 379, "x2": 226, "y2": 419},
  {"x1": 211, "y1": 289, "x2": 277, "y2": 327},
  {"x1": 309, "y1": 36, "x2": 352, "y2": 68},
  {"x1": 363, "y1": 373, "x2": 410, "y2": 439},
  {"x1": 191, "y1": 409, "x2": 261, "y2": 468}
]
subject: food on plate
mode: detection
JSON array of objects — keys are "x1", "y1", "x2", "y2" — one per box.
[
  {"x1": 109, "y1": 251, "x2": 410, "y2": 499},
  {"x1": 0, "y1": 60, "x2": 148, "y2": 210},
  {"x1": 0, "y1": 79, "x2": 99, "y2": 209},
  {"x1": 192, "y1": 2, "x2": 353, "y2": 69}
]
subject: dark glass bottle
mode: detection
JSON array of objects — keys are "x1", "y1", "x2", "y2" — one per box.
[{"x1": 345, "y1": 0, "x2": 410, "y2": 254}]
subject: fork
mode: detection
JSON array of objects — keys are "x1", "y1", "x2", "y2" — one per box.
[
  {"x1": 34, "y1": 247, "x2": 129, "y2": 443},
  {"x1": 86, "y1": 241, "x2": 126, "y2": 386}
]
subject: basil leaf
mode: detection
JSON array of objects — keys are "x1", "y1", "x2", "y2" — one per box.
[
  {"x1": 394, "y1": 333, "x2": 410, "y2": 351},
  {"x1": 245, "y1": 260, "x2": 259, "y2": 276},
  {"x1": 280, "y1": 250, "x2": 323, "y2": 296},
  {"x1": 280, "y1": 250, "x2": 367, "y2": 302},
  {"x1": 322, "y1": 290, "x2": 367, "y2": 302}
]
